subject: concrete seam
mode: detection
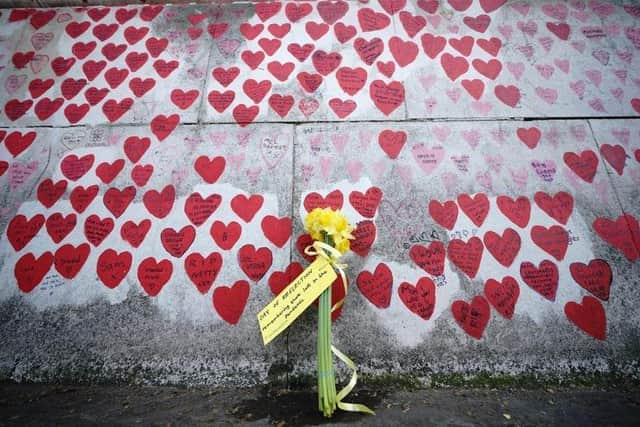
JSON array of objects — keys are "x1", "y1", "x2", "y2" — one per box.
[
  {"x1": 2, "y1": 116, "x2": 639, "y2": 131},
  {"x1": 285, "y1": 123, "x2": 299, "y2": 389}
]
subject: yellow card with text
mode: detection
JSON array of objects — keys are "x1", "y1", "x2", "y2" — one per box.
[{"x1": 258, "y1": 258, "x2": 337, "y2": 345}]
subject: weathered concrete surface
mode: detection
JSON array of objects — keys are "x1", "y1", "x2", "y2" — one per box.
[
  {"x1": 1, "y1": 382, "x2": 640, "y2": 426},
  {"x1": 0, "y1": 1, "x2": 639, "y2": 387},
  {"x1": 0, "y1": 123, "x2": 294, "y2": 385}
]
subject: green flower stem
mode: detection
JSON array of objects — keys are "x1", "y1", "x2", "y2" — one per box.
[{"x1": 318, "y1": 234, "x2": 337, "y2": 417}]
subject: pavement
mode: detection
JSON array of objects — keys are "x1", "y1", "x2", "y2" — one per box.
[
  {"x1": 1, "y1": 0, "x2": 640, "y2": 400},
  {"x1": 1, "y1": 381, "x2": 640, "y2": 426}
]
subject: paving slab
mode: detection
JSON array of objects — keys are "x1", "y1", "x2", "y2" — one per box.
[
  {"x1": 403, "y1": 0, "x2": 640, "y2": 119},
  {"x1": 0, "y1": 122, "x2": 294, "y2": 384},
  {"x1": 589, "y1": 119, "x2": 640, "y2": 255},
  {"x1": 288, "y1": 119, "x2": 638, "y2": 378},
  {"x1": 199, "y1": 0, "x2": 408, "y2": 124},
  {"x1": 0, "y1": 4, "x2": 212, "y2": 126}
]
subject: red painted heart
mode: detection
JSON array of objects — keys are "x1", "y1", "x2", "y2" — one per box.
[
  {"x1": 398, "y1": 277, "x2": 436, "y2": 320},
  {"x1": 451, "y1": 295, "x2": 490, "y2": 339},
  {"x1": 520, "y1": 260, "x2": 559, "y2": 301},
  {"x1": 185, "y1": 252, "x2": 223, "y2": 295},
  {"x1": 410, "y1": 241, "x2": 445, "y2": 276},
  {"x1": 484, "y1": 276, "x2": 519, "y2": 319},
  {"x1": 213, "y1": 280, "x2": 250, "y2": 324}
]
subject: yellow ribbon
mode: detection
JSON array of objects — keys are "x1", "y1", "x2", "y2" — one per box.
[{"x1": 304, "y1": 241, "x2": 375, "y2": 416}]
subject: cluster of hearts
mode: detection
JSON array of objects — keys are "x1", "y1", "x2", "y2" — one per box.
[
  {"x1": 3, "y1": 5, "x2": 195, "y2": 124},
  {"x1": 5, "y1": 153, "x2": 385, "y2": 324},
  {"x1": 301, "y1": 190, "x2": 639, "y2": 341},
  {"x1": 10, "y1": 0, "x2": 640, "y2": 126}
]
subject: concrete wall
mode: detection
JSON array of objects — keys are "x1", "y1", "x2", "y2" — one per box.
[{"x1": 1, "y1": 0, "x2": 639, "y2": 386}]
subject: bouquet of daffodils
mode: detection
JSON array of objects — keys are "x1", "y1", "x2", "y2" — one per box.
[{"x1": 304, "y1": 208, "x2": 374, "y2": 418}]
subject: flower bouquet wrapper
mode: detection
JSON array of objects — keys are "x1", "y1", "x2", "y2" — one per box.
[{"x1": 258, "y1": 208, "x2": 375, "y2": 418}]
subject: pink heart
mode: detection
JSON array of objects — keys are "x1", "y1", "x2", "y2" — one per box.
[
  {"x1": 299, "y1": 98, "x2": 319, "y2": 118},
  {"x1": 451, "y1": 155, "x2": 470, "y2": 172},
  {"x1": 217, "y1": 38, "x2": 241, "y2": 57},
  {"x1": 571, "y1": 1, "x2": 586, "y2": 11},
  {"x1": 592, "y1": 49, "x2": 609, "y2": 66},
  {"x1": 228, "y1": 153, "x2": 245, "y2": 170},
  {"x1": 610, "y1": 88, "x2": 624, "y2": 102},
  {"x1": 611, "y1": 128, "x2": 630, "y2": 145},
  {"x1": 260, "y1": 136, "x2": 288, "y2": 169},
  {"x1": 589, "y1": 98, "x2": 606, "y2": 112},
  {"x1": 57, "y1": 12, "x2": 72, "y2": 23},
  {"x1": 571, "y1": 10, "x2": 590, "y2": 22},
  {"x1": 184, "y1": 135, "x2": 203, "y2": 150},
  {"x1": 471, "y1": 101, "x2": 492, "y2": 115},
  {"x1": 432, "y1": 126, "x2": 451, "y2": 142},
  {"x1": 476, "y1": 170, "x2": 493, "y2": 192},
  {"x1": 373, "y1": 160, "x2": 386, "y2": 181},
  {"x1": 554, "y1": 59, "x2": 570, "y2": 73},
  {"x1": 545, "y1": 127, "x2": 560, "y2": 148},
  {"x1": 331, "y1": 134, "x2": 348, "y2": 154},
  {"x1": 301, "y1": 164, "x2": 314, "y2": 184},
  {"x1": 209, "y1": 132, "x2": 227, "y2": 148},
  {"x1": 440, "y1": 171, "x2": 458, "y2": 193},
  {"x1": 570, "y1": 80, "x2": 586, "y2": 99},
  {"x1": 246, "y1": 167, "x2": 262, "y2": 186},
  {"x1": 498, "y1": 25, "x2": 513, "y2": 39},
  {"x1": 538, "y1": 37, "x2": 554, "y2": 53},
  {"x1": 616, "y1": 49, "x2": 633, "y2": 64},
  {"x1": 358, "y1": 130, "x2": 373, "y2": 149},
  {"x1": 309, "y1": 135, "x2": 323, "y2": 153},
  {"x1": 5, "y1": 74, "x2": 27, "y2": 94},
  {"x1": 347, "y1": 160, "x2": 362, "y2": 182},
  {"x1": 517, "y1": 20, "x2": 537, "y2": 37},
  {"x1": 164, "y1": 9, "x2": 178, "y2": 19},
  {"x1": 411, "y1": 144, "x2": 444, "y2": 175},
  {"x1": 531, "y1": 159, "x2": 557, "y2": 182},
  {"x1": 509, "y1": 167, "x2": 528, "y2": 191},
  {"x1": 397, "y1": 165, "x2": 413, "y2": 186},
  {"x1": 31, "y1": 32, "x2": 54, "y2": 51},
  {"x1": 10, "y1": 161, "x2": 39, "y2": 190},
  {"x1": 585, "y1": 69, "x2": 602, "y2": 87},
  {"x1": 536, "y1": 64, "x2": 555, "y2": 79},
  {"x1": 590, "y1": 1, "x2": 615, "y2": 18},
  {"x1": 424, "y1": 98, "x2": 437, "y2": 114},
  {"x1": 30, "y1": 54, "x2": 49, "y2": 74},
  {"x1": 506, "y1": 62, "x2": 525, "y2": 80},
  {"x1": 446, "y1": 88, "x2": 461, "y2": 103},
  {"x1": 419, "y1": 74, "x2": 437, "y2": 91},
  {"x1": 542, "y1": 4, "x2": 568, "y2": 20},
  {"x1": 535, "y1": 87, "x2": 558, "y2": 104},
  {"x1": 451, "y1": 154, "x2": 469, "y2": 172},
  {"x1": 517, "y1": 45, "x2": 534, "y2": 59},
  {"x1": 604, "y1": 24, "x2": 621, "y2": 36},
  {"x1": 485, "y1": 154, "x2": 504, "y2": 173},
  {"x1": 571, "y1": 41, "x2": 586, "y2": 53},
  {"x1": 236, "y1": 131, "x2": 251, "y2": 147},
  {"x1": 511, "y1": 4, "x2": 530, "y2": 16},
  {"x1": 462, "y1": 130, "x2": 480, "y2": 149},
  {"x1": 491, "y1": 128, "x2": 509, "y2": 142},
  {"x1": 319, "y1": 156, "x2": 333, "y2": 181},
  {"x1": 571, "y1": 125, "x2": 586, "y2": 141},
  {"x1": 426, "y1": 15, "x2": 441, "y2": 29}
]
